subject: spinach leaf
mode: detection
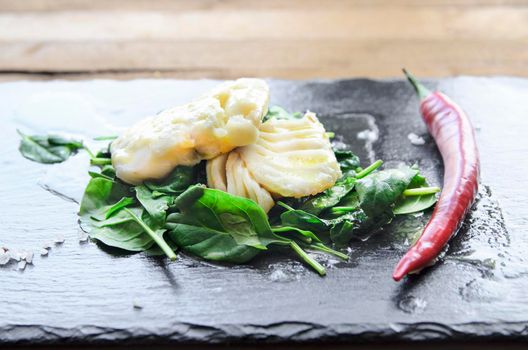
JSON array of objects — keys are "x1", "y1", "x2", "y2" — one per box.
[
  {"x1": 278, "y1": 202, "x2": 331, "y2": 236},
  {"x1": 144, "y1": 166, "x2": 196, "y2": 195},
  {"x1": 105, "y1": 197, "x2": 135, "y2": 219},
  {"x1": 134, "y1": 185, "x2": 173, "y2": 224},
  {"x1": 329, "y1": 167, "x2": 418, "y2": 246},
  {"x1": 329, "y1": 209, "x2": 392, "y2": 246},
  {"x1": 272, "y1": 226, "x2": 348, "y2": 260},
  {"x1": 355, "y1": 167, "x2": 418, "y2": 218},
  {"x1": 301, "y1": 177, "x2": 356, "y2": 215},
  {"x1": 166, "y1": 186, "x2": 327, "y2": 275},
  {"x1": 334, "y1": 150, "x2": 361, "y2": 177},
  {"x1": 18, "y1": 130, "x2": 85, "y2": 164},
  {"x1": 300, "y1": 159, "x2": 381, "y2": 216},
  {"x1": 166, "y1": 186, "x2": 272, "y2": 263},
  {"x1": 79, "y1": 177, "x2": 176, "y2": 259},
  {"x1": 263, "y1": 105, "x2": 302, "y2": 121},
  {"x1": 393, "y1": 194, "x2": 438, "y2": 215},
  {"x1": 393, "y1": 171, "x2": 439, "y2": 215}
]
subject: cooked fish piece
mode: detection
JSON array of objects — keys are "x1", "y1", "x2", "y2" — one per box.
[
  {"x1": 206, "y1": 150, "x2": 275, "y2": 213},
  {"x1": 239, "y1": 112, "x2": 341, "y2": 198},
  {"x1": 111, "y1": 78, "x2": 269, "y2": 184}
]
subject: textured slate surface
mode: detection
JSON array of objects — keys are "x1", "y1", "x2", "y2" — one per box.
[{"x1": 0, "y1": 77, "x2": 527, "y2": 345}]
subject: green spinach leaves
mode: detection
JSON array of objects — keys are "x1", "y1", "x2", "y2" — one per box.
[
  {"x1": 18, "y1": 130, "x2": 85, "y2": 164},
  {"x1": 19, "y1": 117, "x2": 440, "y2": 276}
]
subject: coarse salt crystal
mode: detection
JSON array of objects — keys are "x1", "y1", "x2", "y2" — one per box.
[
  {"x1": 407, "y1": 133, "x2": 426, "y2": 146},
  {"x1": 133, "y1": 300, "x2": 143, "y2": 309},
  {"x1": 10, "y1": 250, "x2": 21, "y2": 261},
  {"x1": 0, "y1": 251, "x2": 10, "y2": 265},
  {"x1": 25, "y1": 251, "x2": 34, "y2": 264},
  {"x1": 18, "y1": 260, "x2": 27, "y2": 270},
  {"x1": 54, "y1": 235, "x2": 65, "y2": 244},
  {"x1": 40, "y1": 249, "x2": 49, "y2": 256}
]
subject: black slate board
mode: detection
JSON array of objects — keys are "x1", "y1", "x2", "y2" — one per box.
[{"x1": 1, "y1": 77, "x2": 527, "y2": 345}]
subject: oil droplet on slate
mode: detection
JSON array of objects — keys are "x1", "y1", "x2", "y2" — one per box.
[{"x1": 397, "y1": 295, "x2": 427, "y2": 314}]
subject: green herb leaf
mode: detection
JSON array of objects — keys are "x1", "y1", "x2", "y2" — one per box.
[
  {"x1": 166, "y1": 186, "x2": 272, "y2": 263},
  {"x1": 278, "y1": 202, "x2": 331, "y2": 236},
  {"x1": 144, "y1": 166, "x2": 196, "y2": 195},
  {"x1": 263, "y1": 105, "x2": 303, "y2": 121},
  {"x1": 393, "y1": 193, "x2": 438, "y2": 215},
  {"x1": 355, "y1": 166, "x2": 418, "y2": 218},
  {"x1": 105, "y1": 197, "x2": 135, "y2": 219},
  {"x1": 134, "y1": 185, "x2": 173, "y2": 224},
  {"x1": 18, "y1": 130, "x2": 85, "y2": 164},
  {"x1": 79, "y1": 177, "x2": 176, "y2": 259},
  {"x1": 301, "y1": 177, "x2": 356, "y2": 215},
  {"x1": 167, "y1": 186, "x2": 327, "y2": 275},
  {"x1": 393, "y1": 170, "x2": 439, "y2": 215},
  {"x1": 334, "y1": 150, "x2": 361, "y2": 177}
]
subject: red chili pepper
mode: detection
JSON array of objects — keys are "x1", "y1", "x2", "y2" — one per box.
[{"x1": 392, "y1": 70, "x2": 480, "y2": 281}]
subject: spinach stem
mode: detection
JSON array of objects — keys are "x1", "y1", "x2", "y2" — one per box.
[
  {"x1": 289, "y1": 240, "x2": 326, "y2": 276},
  {"x1": 326, "y1": 131, "x2": 335, "y2": 139},
  {"x1": 328, "y1": 206, "x2": 357, "y2": 215},
  {"x1": 309, "y1": 243, "x2": 349, "y2": 261},
  {"x1": 277, "y1": 201, "x2": 295, "y2": 211},
  {"x1": 403, "y1": 186, "x2": 441, "y2": 196},
  {"x1": 83, "y1": 145, "x2": 95, "y2": 158},
  {"x1": 123, "y1": 208, "x2": 177, "y2": 261},
  {"x1": 93, "y1": 135, "x2": 118, "y2": 141},
  {"x1": 272, "y1": 227, "x2": 312, "y2": 243},
  {"x1": 356, "y1": 160, "x2": 383, "y2": 179},
  {"x1": 90, "y1": 157, "x2": 112, "y2": 166}
]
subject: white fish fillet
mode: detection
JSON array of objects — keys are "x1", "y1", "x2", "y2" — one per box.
[
  {"x1": 111, "y1": 78, "x2": 269, "y2": 184},
  {"x1": 207, "y1": 151, "x2": 275, "y2": 213},
  {"x1": 239, "y1": 112, "x2": 341, "y2": 198}
]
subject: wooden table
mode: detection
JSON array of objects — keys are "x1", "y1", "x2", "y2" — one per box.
[{"x1": 0, "y1": 0, "x2": 527, "y2": 81}]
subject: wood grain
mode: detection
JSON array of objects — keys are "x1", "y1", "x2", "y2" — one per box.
[{"x1": 0, "y1": 0, "x2": 527, "y2": 79}]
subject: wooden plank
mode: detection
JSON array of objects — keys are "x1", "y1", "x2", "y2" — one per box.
[
  {"x1": 0, "y1": 0, "x2": 527, "y2": 80},
  {"x1": 0, "y1": 39, "x2": 526, "y2": 79},
  {"x1": 1, "y1": 0, "x2": 527, "y2": 12},
  {"x1": 0, "y1": 7, "x2": 527, "y2": 41}
]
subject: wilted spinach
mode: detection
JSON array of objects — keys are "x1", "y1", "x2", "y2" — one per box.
[
  {"x1": 20, "y1": 116, "x2": 440, "y2": 276},
  {"x1": 79, "y1": 177, "x2": 176, "y2": 260},
  {"x1": 166, "y1": 185, "x2": 328, "y2": 275},
  {"x1": 18, "y1": 130, "x2": 85, "y2": 164}
]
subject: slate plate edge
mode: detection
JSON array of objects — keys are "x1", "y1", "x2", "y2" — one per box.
[{"x1": 2, "y1": 321, "x2": 528, "y2": 345}]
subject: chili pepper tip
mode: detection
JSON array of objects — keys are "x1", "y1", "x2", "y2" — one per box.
[{"x1": 392, "y1": 255, "x2": 416, "y2": 281}]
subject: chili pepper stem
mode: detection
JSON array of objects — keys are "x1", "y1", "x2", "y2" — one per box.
[{"x1": 402, "y1": 68, "x2": 431, "y2": 100}]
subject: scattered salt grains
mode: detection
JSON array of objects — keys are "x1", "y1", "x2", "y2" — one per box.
[
  {"x1": 18, "y1": 260, "x2": 27, "y2": 270},
  {"x1": 42, "y1": 242, "x2": 53, "y2": 249},
  {"x1": 40, "y1": 249, "x2": 49, "y2": 256},
  {"x1": 407, "y1": 133, "x2": 426, "y2": 146}
]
